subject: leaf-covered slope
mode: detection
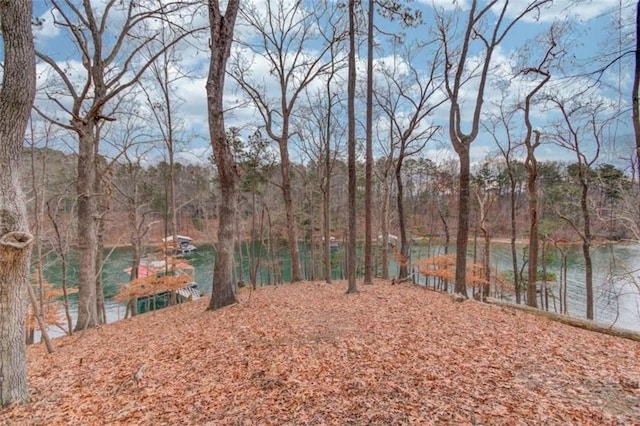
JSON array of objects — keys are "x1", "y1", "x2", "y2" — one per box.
[{"x1": 2, "y1": 281, "x2": 639, "y2": 425}]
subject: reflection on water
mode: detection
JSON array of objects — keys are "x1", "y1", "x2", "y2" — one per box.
[{"x1": 39, "y1": 242, "x2": 640, "y2": 335}]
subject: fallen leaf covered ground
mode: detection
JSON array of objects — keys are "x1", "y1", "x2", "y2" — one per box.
[{"x1": 2, "y1": 280, "x2": 639, "y2": 425}]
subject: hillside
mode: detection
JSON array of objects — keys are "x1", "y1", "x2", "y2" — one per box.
[{"x1": 2, "y1": 281, "x2": 639, "y2": 425}]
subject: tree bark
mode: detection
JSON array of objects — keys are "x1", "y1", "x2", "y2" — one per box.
[
  {"x1": 346, "y1": 0, "x2": 358, "y2": 294},
  {"x1": 526, "y1": 154, "x2": 539, "y2": 308},
  {"x1": 509, "y1": 174, "x2": 521, "y2": 304},
  {"x1": 396, "y1": 157, "x2": 409, "y2": 280},
  {"x1": 323, "y1": 103, "x2": 332, "y2": 284},
  {"x1": 363, "y1": 0, "x2": 374, "y2": 286},
  {"x1": 579, "y1": 170, "x2": 594, "y2": 319},
  {"x1": 278, "y1": 134, "x2": 302, "y2": 282},
  {"x1": 454, "y1": 144, "x2": 471, "y2": 296},
  {"x1": 634, "y1": 0, "x2": 640, "y2": 185},
  {"x1": 75, "y1": 128, "x2": 99, "y2": 331},
  {"x1": 380, "y1": 175, "x2": 391, "y2": 280},
  {"x1": 0, "y1": 0, "x2": 36, "y2": 405},
  {"x1": 206, "y1": 0, "x2": 240, "y2": 310}
]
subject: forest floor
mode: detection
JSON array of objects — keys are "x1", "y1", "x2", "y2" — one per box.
[{"x1": 2, "y1": 281, "x2": 639, "y2": 425}]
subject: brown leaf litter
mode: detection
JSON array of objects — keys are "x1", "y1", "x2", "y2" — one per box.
[{"x1": 1, "y1": 280, "x2": 639, "y2": 425}]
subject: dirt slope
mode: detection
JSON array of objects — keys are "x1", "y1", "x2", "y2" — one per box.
[{"x1": 2, "y1": 281, "x2": 639, "y2": 425}]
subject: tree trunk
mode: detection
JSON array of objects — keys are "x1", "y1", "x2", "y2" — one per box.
[
  {"x1": 322, "y1": 89, "x2": 333, "y2": 284},
  {"x1": 206, "y1": 0, "x2": 240, "y2": 310},
  {"x1": 526, "y1": 163, "x2": 539, "y2": 308},
  {"x1": 396, "y1": 157, "x2": 409, "y2": 280},
  {"x1": 438, "y1": 206, "x2": 450, "y2": 292},
  {"x1": 75, "y1": 129, "x2": 99, "y2": 331},
  {"x1": 363, "y1": 0, "x2": 374, "y2": 286},
  {"x1": 278, "y1": 133, "x2": 302, "y2": 282},
  {"x1": 580, "y1": 176, "x2": 594, "y2": 319},
  {"x1": 381, "y1": 177, "x2": 391, "y2": 280},
  {"x1": 454, "y1": 144, "x2": 471, "y2": 296},
  {"x1": 525, "y1": 138, "x2": 539, "y2": 308},
  {"x1": 96, "y1": 184, "x2": 107, "y2": 324},
  {"x1": 323, "y1": 178, "x2": 332, "y2": 283},
  {"x1": 0, "y1": 0, "x2": 36, "y2": 405},
  {"x1": 346, "y1": 0, "x2": 358, "y2": 294},
  {"x1": 509, "y1": 176, "x2": 521, "y2": 304},
  {"x1": 634, "y1": 0, "x2": 640, "y2": 185}
]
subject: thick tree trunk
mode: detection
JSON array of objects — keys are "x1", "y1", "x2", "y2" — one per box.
[
  {"x1": 454, "y1": 145, "x2": 471, "y2": 296},
  {"x1": 278, "y1": 136, "x2": 302, "y2": 282},
  {"x1": 0, "y1": 0, "x2": 36, "y2": 406},
  {"x1": 75, "y1": 129, "x2": 99, "y2": 331},
  {"x1": 206, "y1": 0, "x2": 240, "y2": 310}
]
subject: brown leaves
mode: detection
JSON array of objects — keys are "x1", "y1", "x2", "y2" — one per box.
[
  {"x1": 2, "y1": 280, "x2": 639, "y2": 425},
  {"x1": 115, "y1": 254, "x2": 195, "y2": 302},
  {"x1": 414, "y1": 254, "x2": 489, "y2": 286}
]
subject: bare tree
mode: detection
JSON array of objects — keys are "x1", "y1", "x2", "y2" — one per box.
[
  {"x1": 231, "y1": 0, "x2": 347, "y2": 283},
  {"x1": 471, "y1": 162, "x2": 498, "y2": 299},
  {"x1": 109, "y1": 114, "x2": 158, "y2": 317},
  {"x1": 374, "y1": 42, "x2": 444, "y2": 280},
  {"x1": 140, "y1": 28, "x2": 191, "y2": 253},
  {"x1": 484, "y1": 105, "x2": 525, "y2": 304},
  {"x1": 517, "y1": 25, "x2": 565, "y2": 307},
  {"x1": 436, "y1": 0, "x2": 552, "y2": 297},
  {"x1": 549, "y1": 97, "x2": 613, "y2": 320},
  {"x1": 36, "y1": 0, "x2": 197, "y2": 330},
  {"x1": 206, "y1": 0, "x2": 241, "y2": 309},
  {"x1": 297, "y1": 78, "x2": 345, "y2": 284},
  {"x1": 363, "y1": 0, "x2": 422, "y2": 287},
  {"x1": 0, "y1": 0, "x2": 36, "y2": 406}
]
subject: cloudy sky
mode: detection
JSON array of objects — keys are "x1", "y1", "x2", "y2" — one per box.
[{"x1": 28, "y1": 0, "x2": 636, "y2": 169}]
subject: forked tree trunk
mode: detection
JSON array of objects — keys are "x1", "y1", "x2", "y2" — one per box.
[{"x1": 0, "y1": 0, "x2": 36, "y2": 406}]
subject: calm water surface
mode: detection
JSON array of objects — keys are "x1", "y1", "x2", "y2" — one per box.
[{"x1": 41, "y1": 241, "x2": 640, "y2": 334}]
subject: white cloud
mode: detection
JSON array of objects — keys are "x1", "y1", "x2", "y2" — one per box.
[
  {"x1": 34, "y1": 8, "x2": 61, "y2": 43},
  {"x1": 421, "y1": 0, "x2": 632, "y2": 24}
]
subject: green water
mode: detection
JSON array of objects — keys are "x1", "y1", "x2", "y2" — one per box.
[{"x1": 39, "y1": 241, "x2": 640, "y2": 332}]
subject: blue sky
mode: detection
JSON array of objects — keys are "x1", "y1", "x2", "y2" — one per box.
[{"x1": 22, "y1": 0, "x2": 639, "y2": 170}]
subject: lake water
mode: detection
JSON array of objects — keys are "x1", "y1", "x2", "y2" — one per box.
[{"x1": 40, "y1": 241, "x2": 640, "y2": 334}]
